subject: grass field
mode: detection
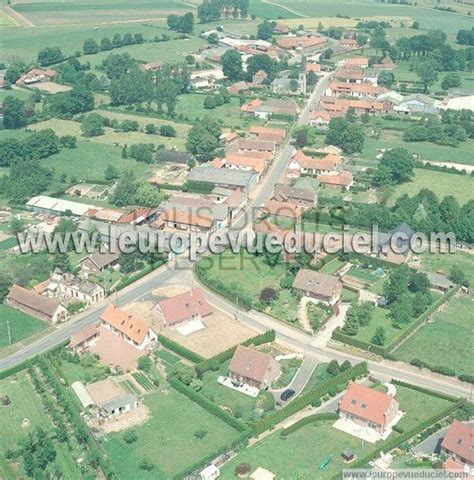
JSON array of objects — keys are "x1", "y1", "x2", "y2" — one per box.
[
  {"x1": 421, "y1": 250, "x2": 474, "y2": 287},
  {"x1": 0, "y1": 305, "x2": 49, "y2": 357},
  {"x1": 200, "y1": 249, "x2": 289, "y2": 303},
  {"x1": 319, "y1": 258, "x2": 345, "y2": 275},
  {"x1": 174, "y1": 93, "x2": 264, "y2": 129},
  {"x1": 11, "y1": 0, "x2": 191, "y2": 26},
  {"x1": 388, "y1": 169, "x2": 474, "y2": 206},
  {"x1": 362, "y1": 130, "x2": 474, "y2": 167},
  {"x1": 30, "y1": 115, "x2": 189, "y2": 150},
  {"x1": 105, "y1": 387, "x2": 240, "y2": 478},
  {"x1": 394, "y1": 294, "x2": 473, "y2": 376},
  {"x1": 0, "y1": 370, "x2": 80, "y2": 478}
]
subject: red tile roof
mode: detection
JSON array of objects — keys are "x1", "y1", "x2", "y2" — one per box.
[
  {"x1": 69, "y1": 324, "x2": 98, "y2": 348},
  {"x1": 100, "y1": 304, "x2": 154, "y2": 345},
  {"x1": 306, "y1": 63, "x2": 321, "y2": 73},
  {"x1": 339, "y1": 382, "x2": 398, "y2": 427},
  {"x1": 229, "y1": 345, "x2": 275, "y2": 383},
  {"x1": 318, "y1": 170, "x2": 353, "y2": 187},
  {"x1": 250, "y1": 125, "x2": 287, "y2": 141},
  {"x1": 291, "y1": 150, "x2": 342, "y2": 171},
  {"x1": 277, "y1": 35, "x2": 326, "y2": 50},
  {"x1": 158, "y1": 288, "x2": 212, "y2": 326},
  {"x1": 225, "y1": 154, "x2": 266, "y2": 174},
  {"x1": 441, "y1": 421, "x2": 474, "y2": 464},
  {"x1": 158, "y1": 209, "x2": 214, "y2": 229},
  {"x1": 262, "y1": 199, "x2": 303, "y2": 219},
  {"x1": 241, "y1": 98, "x2": 263, "y2": 112}
]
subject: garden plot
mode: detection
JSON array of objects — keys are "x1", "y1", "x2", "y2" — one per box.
[
  {"x1": 149, "y1": 162, "x2": 189, "y2": 186},
  {"x1": 66, "y1": 182, "x2": 110, "y2": 200}
]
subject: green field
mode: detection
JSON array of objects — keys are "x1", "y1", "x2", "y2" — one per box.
[
  {"x1": 362, "y1": 130, "x2": 474, "y2": 167},
  {"x1": 174, "y1": 93, "x2": 265, "y2": 129},
  {"x1": 0, "y1": 370, "x2": 80, "y2": 478},
  {"x1": 319, "y1": 258, "x2": 345, "y2": 275},
  {"x1": 421, "y1": 251, "x2": 474, "y2": 287},
  {"x1": 12, "y1": 0, "x2": 191, "y2": 27},
  {"x1": 0, "y1": 305, "x2": 49, "y2": 357},
  {"x1": 394, "y1": 294, "x2": 473, "y2": 376},
  {"x1": 105, "y1": 387, "x2": 240, "y2": 478},
  {"x1": 388, "y1": 169, "x2": 474, "y2": 206}
]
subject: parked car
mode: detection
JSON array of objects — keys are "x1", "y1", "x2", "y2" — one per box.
[{"x1": 280, "y1": 389, "x2": 295, "y2": 401}]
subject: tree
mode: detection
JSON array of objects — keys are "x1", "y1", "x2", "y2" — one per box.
[
  {"x1": 5, "y1": 63, "x2": 24, "y2": 84},
  {"x1": 257, "y1": 20, "x2": 275, "y2": 40},
  {"x1": 37, "y1": 47, "x2": 64, "y2": 66},
  {"x1": 128, "y1": 143, "x2": 154, "y2": 163},
  {"x1": 83, "y1": 38, "x2": 100, "y2": 55},
  {"x1": 246, "y1": 54, "x2": 278, "y2": 81},
  {"x1": 138, "y1": 355, "x2": 153, "y2": 372},
  {"x1": 139, "y1": 457, "x2": 154, "y2": 471},
  {"x1": 391, "y1": 294, "x2": 413, "y2": 328},
  {"x1": 179, "y1": 12, "x2": 194, "y2": 34},
  {"x1": 171, "y1": 363, "x2": 195, "y2": 385},
  {"x1": 203, "y1": 95, "x2": 217, "y2": 109},
  {"x1": 134, "y1": 183, "x2": 165, "y2": 207},
  {"x1": 60, "y1": 135, "x2": 77, "y2": 148},
  {"x1": 2, "y1": 96, "x2": 27, "y2": 129},
  {"x1": 416, "y1": 58, "x2": 439, "y2": 92},
  {"x1": 159, "y1": 124, "x2": 176, "y2": 137},
  {"x1": 371, "y1": 327, "x2": 386, "y2": 346},
  {"x1": 104, "y1": 164, "x2": 119, "y2": 181},
  {"x1": 325, "y1": 118, "x2": 365, "y2": 154},
  {"x1": 100, "y1": 37, "x2": 113, "y2": 51},
  {"x1": 123, "y1": 429, "x2": 138, "y2": 444},
  {"x1": 449, "y1": 265, "x2": 469, "y2": 287},
  {"x1": 259, "y1": 287, "x2": 277, "y2": 304},
  {"x1": 145, "y1": 123, "x2": 158, "y2": 134},
  {"x1": 221, "y1": 49, "x2": 243, "y2": 81},
  {"x1": 373, "y1": 148, "x2": 414, "y2": 186},
  {"x1": 185, "y1": 116, "x2": 222, "y2": 161},
  {"x1": 341, "y1": 313, "x2": 358, "y2": 336},
  {"x1": 326, "y1": 360, "x2": 340, "y2": 376},
  {"x1": 377, "y1": 70, "x2": 395, "y2": 88},
  {"x1": 383, "y1": 265, "x2": 411, "y2": 304},
  {"x1": 441, "y1": 72, "x2": 461, "y2": 90},
  {"x1": 52, "y1": 252, "x2": 71, "y2": 272},
  {"x1": 207, "y1": 32, "x2": 219, "y2": 44},
  {"x1": 81, "y1": 113, "x2": 104, "y2": 137}
]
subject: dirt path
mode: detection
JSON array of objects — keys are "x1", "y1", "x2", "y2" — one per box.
[
  {"x1": 2, "y1": 5, "x2": 34, "y2": 27},
  {"x1": 261, "y1": 0, "x2": 307, "y2": 18}
]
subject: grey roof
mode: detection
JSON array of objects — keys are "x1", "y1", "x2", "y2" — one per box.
[
  {"x1": 157, "y1": 150, "x2": 193, "y2": 164},
  {"x1": 101, "y1": 394, "x2": 137, "y2": 414},
  {"x1": 425, "y1": 272, "x2": 455, "y2": 290},
  {"x1": 377, "y1": 222, "x2": 414, "y2": 249},
  {"x1": 402, "y1": 94, "x2": 437, "y2": 106},
  {"x1": 293, "y1": 177, "x2": 320, "y2": 192},
  {"x1": 188, "y1": 166, "x2": 256, "y2": 188},
  {"x1": 82, "y1": 250, "x2": 119, "y2": 270},
  {"x1": 275, "y1": 184, "x2": 316, "y2": 202}
]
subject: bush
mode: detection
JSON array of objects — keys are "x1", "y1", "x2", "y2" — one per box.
[
  {"x1": 159, "y1": 124, "x2": 176, "y2": 137},
  {"x1": 123, "y1": 429, "x2": 138, "y2": 443},
  {"x1": 281, "y1": 412, "x2": 339, "y2": 437},
  {"x1": 157, "y1": 335, "x2": 204, "y2": 364}
]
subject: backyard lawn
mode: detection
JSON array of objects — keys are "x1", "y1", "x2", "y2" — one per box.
[
  {"x1": 200, "y1": 360, "x2": 274, "y2": 421},
  {"x1": 421, "y1": 251, "x2": 474, "y2": 287},
  {"x1": 0, "y1": 305, "x2": 49, "y2": 358},
  {"x1": 394, "y1": 294, "x2": 473, "y2": 376},
  {"x1": 105, "y1": 387, "x2": 240, "y2": 478},
  {"x1": 388, "y1": 169, "x2": 474, "y2": 206}
]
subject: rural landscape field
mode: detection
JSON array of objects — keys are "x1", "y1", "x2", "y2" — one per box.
[{"x1": 0, "y1": 0, "x2": 472, "y2": 478}]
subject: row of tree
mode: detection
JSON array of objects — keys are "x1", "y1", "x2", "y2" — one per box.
[{"x1": 197, "y1": 0, "x2": 249, "y2": 23}]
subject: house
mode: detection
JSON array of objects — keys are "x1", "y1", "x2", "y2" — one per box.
[
  {"x1": 339, "y1": 382, "x2": 400, "y2": 434},
  {"x1": 306, "y1": 62, "x2": 321, "y2": 73},
  {"x1": 86, "y1": 379, "x2": 139, "y2": 417},
  {"x1": 228, "y1": 81, "x2": 251, "y2": 95},
  {"x1": 140, "y1": 61, "x2": 161, "y2": 72},
  {"x1": 425, "y1": 272, "x2": 455, "y2": 292},
  {"x1": 309, "y1": 110, "x2": 331, "y2": 129},
  {"x1": 80, "y1": 250, "x2": 120, "y2": 275},
  {"x1": 16, "y1": 68, "x2": 56, "y2": 86},
  {"x1": 156, "y1": 288, "x2": 212, "y2": 329},
  {"x1": 188, "y1": 166, "x2": 258, "y2": 193},
  {"x1": 372, "y1": 57, "x2": 395, "y2": 70},
  {"x1": 69, "y1": 324, "x2": 99, "y2": 353},
  {"x1": 243, "y1": 98, "x2": 300, "y2": 119},
  {"x1": 27, "y1": 195, "x2": 94, "y2": 217},
  {"x1": 376, "y1": 222, "x2": 414, "y2": 264},
  {"x1": 277, "y1": 34, "x2": 327, "y2": 54},
  {"x1": 340, "y1": 38, "x2": 358, "y2": 49},
  {"x1": 289, "y1": 150, "x2": 343, "y2": 175},
  {"x1": 100, "y1": 304, "x2": 158, "y2": 350},
  {"x1": 190, "y1": 68, "x2": 224, "y2": 89},
  {"x1": 236, "y1": 138, "x2": 276, "y2": 154},
  {"x1": 200, "y1": 464, "x2": 220, "y2": 480},
  {"x1": 220, "y1": 131, "x2": 239, "y2": 145},
  {"x1": 224, "y1": 189, "x2": 247, "y2": 220},
  {"x1": 155, "y1": 208, "x2": 215, "y2": 233},
  {"x1": 334, "y1": 67, "x2": 364, "y2": 84},
  {"x1": 397, "y1": 93, "x2": 442, "y2": 115},
  {"x1": 318, "y1": 170, "x2": 354, "y2": 191},
  {"x1": 250, "y1": 467, "x2": 276, "y2": 480},
  {"x1": 342, "y1": 57, "x2": 369, "y2": 68},
  {"x1": 326, "y1": 81, "x2": 386, "y2": 99},
  {"x1": 252, "y1": 70, "x2": 267, "y2": 84},
  {"x1": 6, "y1": 284, "x2": 69, "y2": 324},
  {"x1": 228, "y1": 345, "x2": 281, "y2": 390},
  {"x1": 262, "y1": 199, "x2": 303, "y2": 220},
  {"x1": 274, "y1": 184, "x2": 317, "y2": 209},
  {"x1": 320, "y1": 96, "x2": 389, "y2": 116},
  {"x1": 250, "y1": 126, "x2": 286, "y2": 144},
  {"x1": 440, "y1": 421, "x2": 474, "y2": 467},
  {"x1": 273, "y1": 23, "x2": 289, "y2": 34},
  {"x1": 293, "y1": 269, "x2": 342, "y2": 304},
  {"x1": 224, "y1": 154, "x2": 267, "y2": 179}
]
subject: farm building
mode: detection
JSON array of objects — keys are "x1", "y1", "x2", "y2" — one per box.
[
  {"x1": 188, "y1": 166, "x2": 258, "y2": 193},
  {"x1": 27, "y1": 195, "x2": 94, "y2": 217}
]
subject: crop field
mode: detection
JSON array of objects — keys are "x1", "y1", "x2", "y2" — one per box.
[
  {"x1": 394, "y1": 293, "x2": 473, "y2": 376},
  {"x1": 0, "y1": 305, "x2": 49, "y2": 358},
  {"x1": 0, "y1": 370, "x2": 80, "y2": 478},
  {"x1": 105, "y1": 387, "x2": 240, "y2": 478},
  {"x1": 10, "y1": 0, "x2": 191, "y2": 26},
  {"x1": 388, "y1": 169, "x2": 474, "y2": 206}
]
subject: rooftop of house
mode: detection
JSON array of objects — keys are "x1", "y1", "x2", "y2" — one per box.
[
  {"x1": 441, "y1": 420, "x2": 474, "y2": 464},
  {"x1": 229, "y1": 345, "x2": 276, "y2": 383},
  {"x1": 250, "y1": 125, "x2": 287, "y2": 140},
  {"x1": 339, "y1": 382, "x2": 399, "y2": 426},
  {"x1": 277, "y1": 34, "x2": 326, "y2": 50},
  {"x1": 317, "y1": 170, "x2": 353, "y2": 187},
  {"x1": 69, "y1": 324, "x2": 98, "y2": 348},
  {"x1": 7, "y1": 284, "x2": 62, "y2": 317},
  {"x1": 225, "y1": 154, "x2": 266, "y2": 174},
  {"x1": 274, "y1": 184, "x2": 317, "y2": 202},
  {"x1": 157, "y1": 288, "x2": 213, "y2": 326},
  {"x1": 292, "y1": 268, "x2": 341, "y2": 297},
  {"x1": 237, "y1": 138, "x2": 276, "y2": 152},
  {"x1": 292, "y1": 150, "x2": 343, "y2": 170},
  {"x1": 80, "y1": 250, "x2": 119, "y2": 270},
  {"x1": 188, "y1": 166, "x2": 257, "y2": 188},
  {"x1": 262, "y1": 199, "x2": 303, "y2": 219},
  {"x1": 100, "y1": 304, "x2": 154, "y2": 345},
  {"x1": 157, "y1": 208, "x2": 214, "y2": 229}
]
